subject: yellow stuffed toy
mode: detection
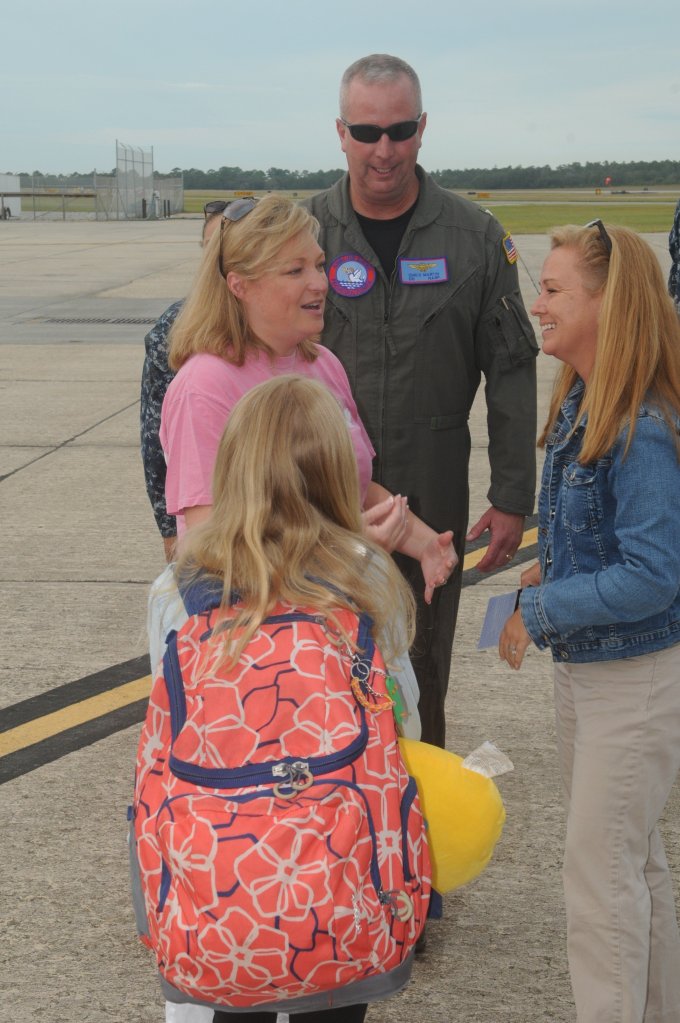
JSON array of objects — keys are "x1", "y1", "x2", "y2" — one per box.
[{"x1": 398, "y1": 738, "x2": 506, "y2": 893}]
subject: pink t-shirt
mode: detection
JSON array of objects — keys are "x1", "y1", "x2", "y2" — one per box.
[{"x1": 160, "y1": 346, "x2": 375, "y2": 535}]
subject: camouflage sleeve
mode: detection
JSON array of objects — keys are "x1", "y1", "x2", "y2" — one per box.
[
  {"x1": 140, "y1": 301, "x2": 182, "y2": 537},
  {"x1": 669, "y1": 199, "x2": 680, "y2": 308}
]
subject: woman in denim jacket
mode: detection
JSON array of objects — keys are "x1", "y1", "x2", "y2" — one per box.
[{"x1": 501, "y1": 222, "x2": 680, "y2": 1023}]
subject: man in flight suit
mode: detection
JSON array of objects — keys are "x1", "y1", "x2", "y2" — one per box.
[{"x1": 307, "y1": 54, "x2": 538, "y2": 749}]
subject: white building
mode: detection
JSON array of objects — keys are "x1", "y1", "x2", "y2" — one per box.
[{"x1": 0, "y1": 174, "x2": 21, "y2": 218}]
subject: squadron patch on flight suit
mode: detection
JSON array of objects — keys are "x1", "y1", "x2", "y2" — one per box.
[
  {"x1": 502, "y1": 233, "x2": 518, "y2": 265},
  {"x1": 328, "y1": 253, "x2": 376, "y2": 297},
  {"x1": 398, "y1": 257, "x2": 449, "y2": 284}
]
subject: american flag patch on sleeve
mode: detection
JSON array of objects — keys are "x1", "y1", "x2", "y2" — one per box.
[{"x1": 502, "y1": 232, "x2": 518, "y2": 264}]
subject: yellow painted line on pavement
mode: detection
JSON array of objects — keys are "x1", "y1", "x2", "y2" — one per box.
[
  {"x1": 2, "y1": 526, "x2": 540, "y2": 764},
  {"x1": 463, "y1": 526, "x2": 538, "y2": 570},
  {"x1": 0, "y1": 675, "x2": 152, "y2": 758}
]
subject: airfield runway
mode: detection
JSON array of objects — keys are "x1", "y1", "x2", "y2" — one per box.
[{"x1": 0, "y1": 217, "x2": 676, "y2": 1023}]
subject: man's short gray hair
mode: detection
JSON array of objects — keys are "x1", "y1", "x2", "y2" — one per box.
[{"x1": 339, "y1": 54, "x2": 422, "y2": 118}]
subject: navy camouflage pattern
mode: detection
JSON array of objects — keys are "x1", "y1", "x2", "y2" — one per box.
[
  {"x1": 669, "y1": 198, "x2": 680, "y2": 310},
  {"x1": 140, "y1": 300, "x2": 181, "y2": 537}
]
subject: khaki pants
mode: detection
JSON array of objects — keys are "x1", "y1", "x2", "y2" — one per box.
[{"x1": 554, "y1": 647, "x2": 680, "y2": 1022}]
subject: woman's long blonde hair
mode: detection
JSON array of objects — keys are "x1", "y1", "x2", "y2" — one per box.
[
  {"x1": 176, "y1": 375, "x2": 415, "y2": 667},
  {"x1": 168, "y1": 195, "x2": 321, "y2": 371},
  {"x1": 539, "y1": 224, "x2": 680, "y2": 463}
]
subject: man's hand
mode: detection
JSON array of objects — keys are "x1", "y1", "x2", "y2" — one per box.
[{"x1": 466, "y1": 507, "x2": 525, "y2": 572}]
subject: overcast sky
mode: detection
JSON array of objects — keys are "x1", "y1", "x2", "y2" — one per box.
[{"x1": 3, "y1": 0, "x2": 677, "y2": 176}]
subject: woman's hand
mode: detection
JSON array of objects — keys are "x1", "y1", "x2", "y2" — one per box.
[
  {"x1": 420, "y1": 530, "x2": 457, "y2": 605},
  {"x1": 361, "y1": 494, "x2": 409, "y2": 552},
  {"x1": 499, "y1": 609, "x2": 531, "y2": 670},
  {"x1": 362, "y1": 482, "x2": 456, "y2": 601},
  {"x1": 520, "y1": 561, "x2": 541, "y2": 588}
]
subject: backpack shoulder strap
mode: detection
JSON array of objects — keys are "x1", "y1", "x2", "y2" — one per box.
[
  {"x1": 349, "y1": 610, "x2": 378, "y2": 705},
  {"x1": 161, "y1": 604, "x2": 233, "y2": 743},
  {"x1": 178, "y1": 574, "x2": 224, "y2": 617},
  {"x1": 161, "y1": 575, "x2": 228, "y2": 742},
  {"x1": 356, "y1": 610, "x2": 374, "y2": 661},
  {"x1": 161, "y1": 631, "x2": 186, "y2": 743}
]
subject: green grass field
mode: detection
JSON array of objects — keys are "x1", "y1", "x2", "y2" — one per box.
[
  {"x1": 185, "y1": 188, "x2": 679, "y2": 234},
  {"x1": 483, "y1": 203, "x2": 676, "y2": 234}
]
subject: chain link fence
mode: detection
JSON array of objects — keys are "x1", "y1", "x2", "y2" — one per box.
[
  {"x1": 95, "y1": 171, "x2": 183, "y2": 220},
  {"x1": 114, "y1": 141, "x2": 153, "y2": 218},
  {"x1": 13, "y1": 144, "x2": 183, "y2": 220}
]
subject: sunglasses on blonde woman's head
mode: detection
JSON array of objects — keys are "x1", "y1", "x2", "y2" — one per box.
[
  {"x1": 218, "y1": 198, "x2": 259, "y2": 278},
  {"x1": 203, "y1": 199, "x2": 230, "y2": 218},
  {"x1": 585, "y1": 219, "x2": 613, "y2": 256},
  {"x1": 204, "y1": 197, "x2": 259, "y2": 218},
  {"x1": 222, "y1": 197, "x2": 258, "y2": 222},
  {"x1": 339, "y1": 115, "x2": 423, "y2": 144}
]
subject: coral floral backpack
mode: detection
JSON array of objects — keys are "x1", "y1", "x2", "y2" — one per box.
[{"x1": 130, "y1": 582, "x2": 431, "y2": 1010}]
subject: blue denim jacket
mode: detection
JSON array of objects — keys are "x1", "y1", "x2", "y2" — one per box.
[{"x1": 520, "y1": 379, "x2": 680, "y2": 662}]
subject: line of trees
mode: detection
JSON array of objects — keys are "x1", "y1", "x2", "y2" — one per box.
[
  {"x1": 11, "y1": 159, "x2": 680, "y2": 191},
  {"x1": 431, "y1": 160, "x2": 680, "y2": 189},
  {"x1": 166, "y1": 166, "x2": 346, "y2": 191}
]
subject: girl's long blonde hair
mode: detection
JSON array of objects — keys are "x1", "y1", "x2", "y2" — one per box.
[
  {"x1": 168, "y1": 195, "x2": 321, "y2": 371},
  {"x1": 176, "y1": 375, "x2": 415, "y2": 666},
  {"x1": 539, "y1": 224, "x2": 680, "y2": 462}
]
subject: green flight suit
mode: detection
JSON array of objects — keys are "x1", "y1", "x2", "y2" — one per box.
[{"x1": 306, "y1": 168, "x2": 538, "y2": 746}]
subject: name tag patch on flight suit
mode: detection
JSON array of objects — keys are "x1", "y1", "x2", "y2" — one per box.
[
  {"x1": 502, "y1": 233, "x2": 518, "y2": 265},
  {"x1": 398, "y1": 257, "x2": 448, "y2": 284},
  {"x1": 328, "y1": 254, "x2": 376, "y2": 297}
]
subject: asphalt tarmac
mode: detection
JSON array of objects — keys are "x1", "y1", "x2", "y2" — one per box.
[{"x1": 0, "y1": 216, "x2": 676, "y2": 1023}]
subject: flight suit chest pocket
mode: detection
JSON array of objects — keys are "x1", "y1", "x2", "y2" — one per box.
[
  {"x1": 489, "y1": 292, "x2": 539, "y2": 372},
  {"x1": 413, "y1": 268, "x2": 480, "y2": 422}
]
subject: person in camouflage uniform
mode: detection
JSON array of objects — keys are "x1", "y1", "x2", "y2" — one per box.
[
  {"x1": 140, "y1": 209, "x2": 224, "y2": 560},
  {"x1": 140, "y1": 299, "x2": 183, "y2": 557}
]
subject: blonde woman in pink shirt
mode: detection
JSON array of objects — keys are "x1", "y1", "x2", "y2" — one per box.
[{"x1": 160, "y1": 195, "x2": 456, "y2": 603}]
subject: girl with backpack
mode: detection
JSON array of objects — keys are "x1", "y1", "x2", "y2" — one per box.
[{"x1": 134, "y1": 374, "x2": 431, "y2": 1022}]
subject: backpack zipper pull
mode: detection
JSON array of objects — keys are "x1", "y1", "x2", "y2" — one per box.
[
  {"x1": 379, "y1": 888, "x2": 414, "y2": 922},
  {"x1": 272, "y1": 760, "x2": 313, "y2": 800}
]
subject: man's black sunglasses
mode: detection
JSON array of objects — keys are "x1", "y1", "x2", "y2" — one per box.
[
  {"x1": 585, "y1": 219, "x2": 613, "y2": 256},
  {"x1": 340, "y1": 115, "x2": 422, "y2": 144}
]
